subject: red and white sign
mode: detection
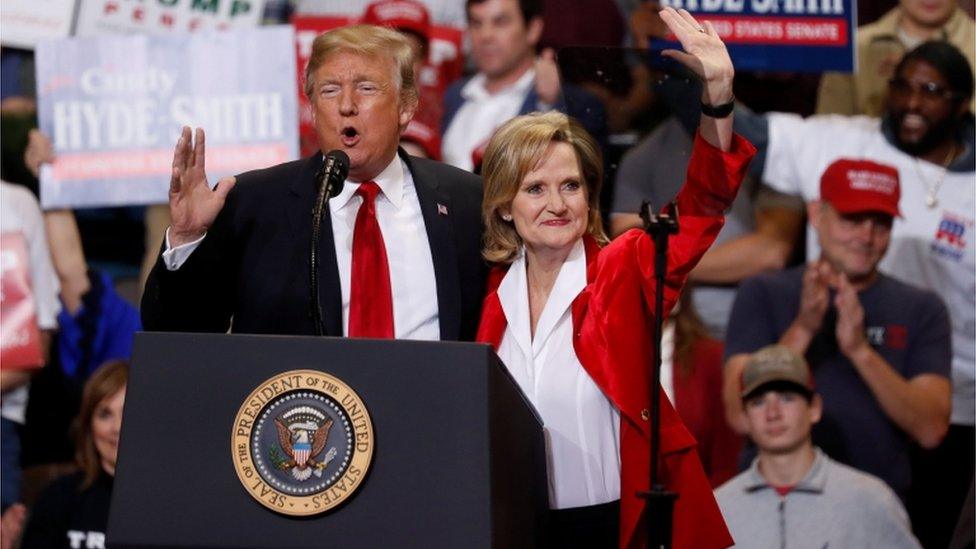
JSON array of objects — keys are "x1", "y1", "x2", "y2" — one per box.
[
  {"x1": 690, "y1": 15, "x2": 848, "y2": 46},
  {"x1": 76, "y1": 0, "x2": 266, "y2": 36},
  {"x1": 1, "y1": 233, "x2": 44, "y2": 370}
]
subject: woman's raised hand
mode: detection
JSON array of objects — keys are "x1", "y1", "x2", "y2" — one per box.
[{"x1": 658, "y1": 7, "x2": 734, "y2": 106}]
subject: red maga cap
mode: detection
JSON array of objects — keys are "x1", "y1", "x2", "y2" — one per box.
[
  {"x1": 819, "y1": 158, "x2": 901, "y2": 217},
  {"x1": 402, "y1": 119, "x2": 441, "y2": 160},
  {"x1": 362, "y1": 0, "x2": 431, "y2": 43}
]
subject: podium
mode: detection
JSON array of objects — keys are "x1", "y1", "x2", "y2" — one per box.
[{"x1": 107, "y1": 333, "x2": 548, "y2": 548}]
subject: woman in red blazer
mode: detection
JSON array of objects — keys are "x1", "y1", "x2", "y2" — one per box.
[{"x1": 475, "y1": 8, "x2": 754, "y2": 548}]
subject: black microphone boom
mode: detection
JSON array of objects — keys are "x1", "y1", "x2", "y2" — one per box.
[{"x1": 309, "y1": 150, "x2": 350, "y2": 335}]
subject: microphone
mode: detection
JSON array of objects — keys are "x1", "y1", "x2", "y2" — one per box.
[
  {"x1": 309, "y1": 149, "x2": 350, "y2": 336},
  {"x1": 316, "y1": 149, "x2": 350, "y2": 201}
]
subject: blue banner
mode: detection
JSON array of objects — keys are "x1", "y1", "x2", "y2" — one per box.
[{"x1": 659, "y1": 0, "x2": 856, "y2": 72}]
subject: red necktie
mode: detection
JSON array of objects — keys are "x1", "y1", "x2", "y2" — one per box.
[{"x1": 348, "y1": 181, "x2": 395, "y2": 338}]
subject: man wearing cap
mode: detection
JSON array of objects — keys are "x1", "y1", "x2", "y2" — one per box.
[
  {"x1": 733, "y1": 41, "x2": 973, "y2": 545},
  {"x1": 715, "y1": 345, "x2": 922, "y2": 549},
  {"x1": 723, "y1": 157, "x2": 952, "y2": 504}
]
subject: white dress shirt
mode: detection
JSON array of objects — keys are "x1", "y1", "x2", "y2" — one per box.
[
  {"x1": 442, "y1": 68, "x2": 536, "y2": 172},
  {"x1": 163, "y1": 155, "x2": 440, "y2": 340},
  {"x1": 660, "y1": 320, "x2": 676, "y2": 403},
  {"x1": 496, "y1": 239, "x2": 621, "y2": 509}
]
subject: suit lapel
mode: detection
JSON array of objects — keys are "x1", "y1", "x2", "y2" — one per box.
[
  {"x1": 402, "y1": 150, "x2": 461, "y2": 340},
  {"x1": 288, "y1": 154, "x2": 343, "y2": 336},
  {"x1": 518, "y1": 87, "x2": 537, "y2": 116}
]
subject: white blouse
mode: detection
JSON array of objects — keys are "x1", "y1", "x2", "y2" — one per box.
[{"x1": 496, "y1": 239, "x2": 621, "y2": 509}]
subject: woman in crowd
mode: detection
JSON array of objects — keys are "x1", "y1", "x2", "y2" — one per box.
[
  {"x1": 475, "y1": 8, "x2": 754, "y2": 547},
  {"x1": 20, "y1": 360, "x2": 128, "y2": 549}
]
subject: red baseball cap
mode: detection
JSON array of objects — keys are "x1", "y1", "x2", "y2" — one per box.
[
  {"x1": 820, "y1": 158, "x2": 901, "y2": 217},
  {"x1": 362, "y1": 0, "x2": 431, "y2": 44},
  {"x1": 402, "y1": 119, "x2": 441, "y2": 160}
]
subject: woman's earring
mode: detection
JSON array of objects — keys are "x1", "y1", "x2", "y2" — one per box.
[{"x1": 502, "y1": 214, "x2": 513, "y2": 221}]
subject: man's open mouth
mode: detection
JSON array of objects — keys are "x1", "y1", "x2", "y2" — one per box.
[{"x1": 341, "y1": 126, "x2": 360, "y2": 146}]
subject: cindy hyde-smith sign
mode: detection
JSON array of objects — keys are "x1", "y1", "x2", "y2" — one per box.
[{"x1": 35, "y1": 25, "x2": 298, "y2": 209}]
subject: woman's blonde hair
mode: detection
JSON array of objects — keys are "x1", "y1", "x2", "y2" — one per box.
[
  {"x1": 303, "y1": 24, "x2": 419, "y2": 109},
  {"x1": 481, "y1": 111, "x2": 608, "y2": 264},
  {"x1": 75, "y1": 360, "x2": 129, "y2": 489}
]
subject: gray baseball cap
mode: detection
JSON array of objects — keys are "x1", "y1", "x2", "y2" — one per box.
[{"x1": 741, "y1": 345, "x2": 814, "y2": 399}]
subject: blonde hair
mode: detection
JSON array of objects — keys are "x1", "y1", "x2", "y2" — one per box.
[
  {"x1": 481, "y1": 111, "x2": 608, "y2": 264},
  {"x1": 303, "y1": 24, "x2": 419, "y2": 109},
  {"x1": 75, "y1": 360, "x2": 129, "y2": 489}
]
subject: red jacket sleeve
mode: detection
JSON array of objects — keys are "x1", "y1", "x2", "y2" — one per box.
[{"x1": 575, "y1": 132, "x2": 754, "y2": 548}]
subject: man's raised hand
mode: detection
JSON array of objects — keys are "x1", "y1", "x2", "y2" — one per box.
[{"x1": 168, "y1": 127, "x2": 235, "y2": 247}]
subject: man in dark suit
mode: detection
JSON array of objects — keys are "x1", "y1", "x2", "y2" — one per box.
[{"x1": 142, "y1": 24, "x2": 485, "y2": 341}]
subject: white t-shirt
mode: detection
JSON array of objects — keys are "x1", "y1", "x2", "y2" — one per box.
[
  {"x1": 763, "y1": 113, "x2": 976, "y2": 425},
  {"x1": 1, "y1": 182, "x2": 61, "y2": 424}
]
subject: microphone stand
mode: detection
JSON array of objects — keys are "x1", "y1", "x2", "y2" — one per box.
[
  {"x1": 309, "y1": 155, "x2": 340, "y2": 336},
  {"x1": 638, "y1": 200, "x2": 679, "y2": 549}
]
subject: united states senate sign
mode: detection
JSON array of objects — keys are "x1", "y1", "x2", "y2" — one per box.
[{"x1": 232, "y1": 369, "x2": 374, "y2": 516}]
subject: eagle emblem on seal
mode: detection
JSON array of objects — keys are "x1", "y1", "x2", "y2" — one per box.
[{"x1": 272, "y1": 406, "x2": 338, "y2": 481}]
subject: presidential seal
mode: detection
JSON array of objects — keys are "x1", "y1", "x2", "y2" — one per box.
[{"x1": 232, "y1": 370, "x2": 374, "y2": 516}]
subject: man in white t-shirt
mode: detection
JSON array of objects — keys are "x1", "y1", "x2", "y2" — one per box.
[
  {"x1": 738, "y1": 40, "x2": 974, "y2": 547},
  {"x1": 0, "y1": 182, "x2": 60, "y2": 514}
]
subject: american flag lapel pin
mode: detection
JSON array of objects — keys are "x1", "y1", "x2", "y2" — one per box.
[{"x1": 437, "y1": 203, "x2": 449, "y2": 216}]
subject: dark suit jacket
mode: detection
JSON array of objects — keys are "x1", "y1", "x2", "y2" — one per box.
[{"x1": 141, "y1": 149, "x2": 486, "y2": 341}]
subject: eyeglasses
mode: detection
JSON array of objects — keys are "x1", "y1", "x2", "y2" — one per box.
[{"x1": 888, "y1": 77, "x2": 959, "y2": 102}]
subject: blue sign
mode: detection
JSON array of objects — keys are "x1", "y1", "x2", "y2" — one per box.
[{"x1": 659, "y1": 0, "x2": 856, "y2": 72}]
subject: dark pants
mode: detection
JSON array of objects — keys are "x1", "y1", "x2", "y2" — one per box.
[
  {"x1": 909, "y1": 424, "x2": 976, "y2": 549},
  {"x1": 544, "y1": 500, "x2": 619, "y2": 548},
  {"x1": 1, "y1": 418, "x2": 21, "y2": 513}
]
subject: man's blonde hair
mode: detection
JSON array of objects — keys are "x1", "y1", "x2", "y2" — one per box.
[{"x1": 303, "y1": 24, "x2": 419, "y2": 109}]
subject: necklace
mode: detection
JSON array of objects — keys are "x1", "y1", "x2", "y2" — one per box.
[{"x1": 915, "y1": 143, "x2": 957, "y2": 209}]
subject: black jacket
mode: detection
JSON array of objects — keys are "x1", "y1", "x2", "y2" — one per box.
[{"x1": 142, "y1": 149, "x2": 486, "y2": 341}]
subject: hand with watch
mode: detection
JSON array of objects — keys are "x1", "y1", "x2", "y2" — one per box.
[{"x1": 658, "y1": 7, "x2": 737, "y2": 149}]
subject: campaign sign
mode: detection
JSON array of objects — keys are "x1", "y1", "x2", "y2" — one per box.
[
  {"x1": 35, "y1": 26, "x2": 299, "y2": 209},
  {"x1": 76, "y1": 0, "x2": 266, "y2": 36},
  {"x1": 1, "y1": 233, "x2": 44, "y2": 370},
  {"x1": 659, "y1": 0, "x2": 855, "y2": 72}
]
